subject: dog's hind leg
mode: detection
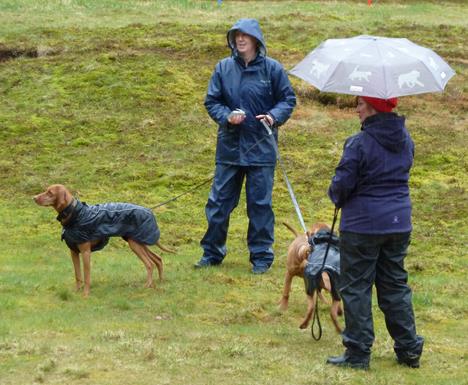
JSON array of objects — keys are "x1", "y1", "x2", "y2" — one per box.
[
  {"x1": 143, "y1": 246, "x2": 164, "y2": 281},
  {"x1": 330, "y1": 300, "x2": 343, "y2": 334},
  {"x1": 318, "y1": 291, "x2": 330, "y2": 305},
  {"x1": 127, "y1": 239, "x2": 154, "y2": 288}
]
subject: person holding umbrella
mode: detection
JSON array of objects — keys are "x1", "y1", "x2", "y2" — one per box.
[
  {"x1": 326, "y1": 96, "x2": 424, "y2": 369},
  {"x1": 195, "y1": 18, "x2": 296, "y2": 274},
  {"x1": 289, "y1": 34, "x2": 455, "y2": 369}
]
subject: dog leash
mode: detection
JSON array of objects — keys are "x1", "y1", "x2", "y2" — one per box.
[
  {"x1": 261, "y1": 120, "x2": 307, "y2": 233},
  {"x1": 149, "y1": 135, "x2": 273, "y2": 209},
  {"x1": 150, "y1": 176, "x2": 214, "y2": 209},
  {"x1": 311, "y1": 207, "x2": 340, "y2": 341},
  {"x1": 151, "y1": 121, "x2": 304, "y2": 216}
]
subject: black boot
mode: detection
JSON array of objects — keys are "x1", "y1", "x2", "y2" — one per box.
[
  {"x1": 395, "y1": 335, "x2": 423, "y2": 368},
  {"x1": 326, "y1": 351, "x2": 370, "y2": 370},
  {"x1": 396, "y1": 351, "x2": 420, "y2": 368}
]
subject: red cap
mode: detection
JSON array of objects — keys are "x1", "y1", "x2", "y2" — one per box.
[{"x1": 362, "y1": 96, "x2": 398, "y2": 112}]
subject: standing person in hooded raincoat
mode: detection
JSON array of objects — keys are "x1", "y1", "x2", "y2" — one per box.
[
  {"x1": 326, "y1": 96, "x2": 424, "y2": 369},
  {"x1": 195, "y1": 18, "x2": 296, "y2": 274}
]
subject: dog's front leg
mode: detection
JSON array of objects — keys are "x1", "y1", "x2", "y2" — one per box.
[
  {"x1": 78, "y1": 243, "x2": 92, "y2": 297},
  {"x1": 299, "y1": 291, "x2": 317, "y2": 329},
  {"x1": 279, "y1": 272, "x2": 293, "y2": 311},
  {"x1": 70, "y1": 249, "x2": 83, "y2": 291}
]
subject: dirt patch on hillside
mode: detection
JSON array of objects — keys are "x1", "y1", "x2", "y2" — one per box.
[
  {"x1": 0, "y1": 47, "x2": 38, "y2": 62},
  {"x1": 0, "y1": 46, "x2": 60, "y2": 62}
]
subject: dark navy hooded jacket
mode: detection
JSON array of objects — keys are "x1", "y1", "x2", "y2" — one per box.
[
  {"x1": 328, "y1": 113, "x2": 414, "y2": 234},
  {"x1": 204, "y1": 18, "x2": 296, "y2": 166}
]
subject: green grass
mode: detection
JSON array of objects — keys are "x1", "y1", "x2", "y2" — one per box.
[{"x1": 0, "y1": 1, "x2": 467, "y2": 384}]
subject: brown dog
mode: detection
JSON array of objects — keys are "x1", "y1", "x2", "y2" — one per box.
[
  {"x1": 34, "y1": 184, "x2": 173, "y2": 297},
  {"x1": 280, "y1": 222, "x2": 343, "y2": 333}
]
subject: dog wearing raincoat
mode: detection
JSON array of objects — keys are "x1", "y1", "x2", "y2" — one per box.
[
  {"x1": 302, "y1": 229, "x2": 343, "y2": 332},
  {"x1": 34, "y1": 184, "x2": 173, "y2": 297},
  {"x1": 280, "y1": 222, "x2": 343, "y2": 332}
]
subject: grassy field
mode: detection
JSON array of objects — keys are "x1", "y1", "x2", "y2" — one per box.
[{"x1": 0, "y1": 1, "x2": 467, "y2": 384}]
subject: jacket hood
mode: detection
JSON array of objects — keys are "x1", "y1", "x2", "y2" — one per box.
[
  {"x1": 227, "y1": 18, "x2": 266, "y2": 57},
  {"x1": 362, "y1": 113, "x2": 410, "y2": 153}
]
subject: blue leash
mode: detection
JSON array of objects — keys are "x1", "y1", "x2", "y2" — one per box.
[{"x1": 261, "y1": 120, "x2": 307, "y2": 233}]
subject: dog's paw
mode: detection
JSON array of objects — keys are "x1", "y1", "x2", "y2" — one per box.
[{"x1": 278, "y1": 300, "x2": 288, "y2": 312}]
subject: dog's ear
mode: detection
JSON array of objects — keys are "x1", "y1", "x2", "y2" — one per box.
[
  {"x1": 299, "y1": 245, "x2": 310, "y2": 261},
  {"x1": 54, "y1": 187, "x2": 68, "y2": 209}
]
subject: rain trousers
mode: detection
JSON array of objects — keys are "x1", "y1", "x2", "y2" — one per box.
[
  {"x1": 60, "y1": 200, "x2": 160, "y2": 253},
  {"x1": 201, "y1": 19, "x2": 296, "y2": 268},
  {"x1": 328, "y1": 112, "x2": 423, "y2": 360}
]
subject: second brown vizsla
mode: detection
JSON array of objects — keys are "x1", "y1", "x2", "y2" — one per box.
[
  {"x1": 280, "y1": 222, "x2": 343, "y2": 333},
  {"x1": 279, "y1": 222, "x2": 330, "y2": 312}
]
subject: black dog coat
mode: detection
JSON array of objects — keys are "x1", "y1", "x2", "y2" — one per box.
[
  {"x1": 59, "y1": 200, "x2": 160, "y2": 253},
  {"x1": 304, "y1": 229, "x2": 341, "y2": 301}
]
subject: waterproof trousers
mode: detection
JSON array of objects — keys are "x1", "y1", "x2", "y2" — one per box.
[
  {"x1": 339, "y1": 231, "x2": 423, "y2": 358},
  {"x1": 200, "y1": 164, "x2": 275, "y2": 268}
]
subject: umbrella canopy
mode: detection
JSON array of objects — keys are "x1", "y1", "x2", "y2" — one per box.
[{"x1": 290, "y1": 35, "x2": 455, "y2": 99}]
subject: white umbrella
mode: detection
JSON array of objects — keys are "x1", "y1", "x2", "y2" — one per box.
[{"x1": 290, "y1": 35, "x2": 455, "y2": 99}]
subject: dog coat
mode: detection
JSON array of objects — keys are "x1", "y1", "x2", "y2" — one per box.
[
  {"x1": 59, "y1": 200, "x2": 160, "y2": 253},
  {"x1": 304, "y1": 230, "x2": 341, "y2": 300}
]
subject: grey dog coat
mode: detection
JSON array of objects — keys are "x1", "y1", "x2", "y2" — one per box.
[
  {"x1": 59, "y1": 200, "x2": 160, "y2": 253},
  {"x1": 304, "y1": 229, "x2": 341, "y2": 301}
]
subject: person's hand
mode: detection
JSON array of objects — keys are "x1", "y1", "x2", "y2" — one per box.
[
  {"x1": 228, "y1": 114, "x2": 246, "y2": 125},
  {"x1": 256, "y1": 114, "x2": 274, "y2": 127},
  {"x1": 227, "y1": 109, "x2": 246, "y2": 125}
]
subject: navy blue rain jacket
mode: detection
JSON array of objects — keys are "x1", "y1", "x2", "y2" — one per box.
[
  {"x1": 60, "y1": 200, "x2": 160, "y2": 252},
  {"x1": 328, "y1": 113, "x2": 414, "y2": 234},
  {"x1": 204, "y1": 18, "x2": 296, "y2": 166}
]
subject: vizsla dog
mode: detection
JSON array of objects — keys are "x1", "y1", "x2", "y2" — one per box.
[
  {"x1": 279, "y1": 222, "x2": 343, "y2": 333},
  {"x1": 33, "y1": 184, "x2": 173, "y2": 297}
]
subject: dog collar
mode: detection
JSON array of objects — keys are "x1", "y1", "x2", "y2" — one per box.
[
  {"x1": 56, "y1": 198, "x2": 78, "y2": 225},
  {"x1": 308, "y1": 230, "x2": 339, "y2": 247}
]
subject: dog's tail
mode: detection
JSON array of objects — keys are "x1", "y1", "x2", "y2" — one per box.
[
  {"x1": 282, "y1": 222, "x2": 299, "y2": 237},
  {"x1": 155, "y1": 240, "x2": 176, "y2": 254}
]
